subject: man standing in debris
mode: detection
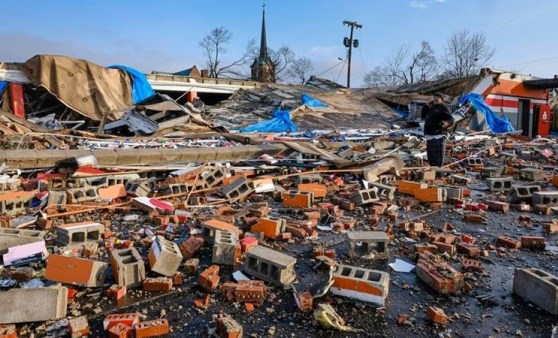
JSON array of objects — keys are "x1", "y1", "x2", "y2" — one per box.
[{"x1": 423, "y1": 93, "x2": 454, "y2": 167}]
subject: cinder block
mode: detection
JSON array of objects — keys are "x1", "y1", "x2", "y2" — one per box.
[
  {"x1": 282, "y1": 190, "x2": 314, "y2": 208},
  {"x1": 520, "y1": 168, "x2": 544, "y2": 181},
  {"x1": 346, "y1": 231, "x2": 388, "y2": 259},
  {"x1": 349, "y1": 188, "x2": 379, "y2": 205},
  {"x1": 56, "y1": 221, "x2": 105, "y2": 247},
  {"x1": 330, "y1": 264, "x2": 389, "y2": 306},
  {"x1": 510, "y1": 185, "x2": 541, "y2": 203},
  {"x1": 295, "y1": 174, "x2": 323, "y2": 185},
  {"x1": 47, "y1": 190, "x2": 67, "y2": 209},
  {"x1": 464, "y1": 158, "x2": 483, "y2": 167},
  {"x1": 398, "y1": 180, "x2": 427, "y2": 196},
  {"x1": 148, "y1": 235, "x2": 183, "y2": 277},
  {"x1": 0, "y1": 228, "x2": 46, "y2": 252},
  {"x1": 0, "y1": 286, "x2": 68, "y2": 324},
  {"x1": 0, "y1": 190, "x2": 34, "y2": 216},
  {"x1": 66, "y1": 186, "x2": 100, "y2": 203},
  {"x1": 110, "y1": 247, "x2": 146, "y2": 287},
  {"x1": 533, "y1": 191, "x2": 558, "y2": 207},
  {"x1": 212, "y1": 230, "x2": 241, "y2": 266},
  {"x1": 251, "y1": 217, "x2": 286, "y2": 239},
  {"x1": 125, "y1": 180, "x2": 151, "y2": 197},
  {"x1": 220, "y1": 176, "x2": 254, "y2": 201},
  {"x1": 201, "y1": 168, "x2": 225, "y2": 187},
  {"x1": 486, "y1": 178, "x2": 514, "y2": 192},
  {"x1": 201, "y1": 219, "x2": 239, "y2": 243},
  {"x1": 368, "y1": 182, "x2": 396, "y2": 200},
  {"x1": 513, "y1": 268, "x2": 558, "y2": 314},
  {"x1": 480, "y1": 167, "x2": 502, "y2": 180},
  {"x1": 415, "y1": 187, "x2": 447, "y2": 203},
  {"x1": 244, "y1": 246, "x2": 297, "y2": 286},
  {"x1": 45, "y1": 255, "x2": 107, "y2": 287}
]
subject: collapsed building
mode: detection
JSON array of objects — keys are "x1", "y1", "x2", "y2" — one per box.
[{"x1": 0, "y1": 54, "x2": 557, "y2": 337}]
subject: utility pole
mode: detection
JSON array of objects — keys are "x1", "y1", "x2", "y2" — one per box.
[{"x1": 343, "y1": 20, "x2": 362, "y2": 88}]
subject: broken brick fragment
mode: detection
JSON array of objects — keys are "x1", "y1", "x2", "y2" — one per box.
[{"x1": 426, "y1": 306, "x2": 448, "y2": 325}]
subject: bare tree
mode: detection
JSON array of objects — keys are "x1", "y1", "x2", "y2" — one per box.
[
  {"x1": 268, "y1": 46, "x2": 295, "y2": 82},
  {"x1": 287, "y1": 57, "x2": 314, "y2": 84},
  {"x1": 441, "y1": 30, "x2": 495, "y2": 78},
  {"x1": 199, "y1": 27, "x2": 255, "y2": 78},
  {"x1": 364, "y1": 41, "x2": 438, "y2": 87}
]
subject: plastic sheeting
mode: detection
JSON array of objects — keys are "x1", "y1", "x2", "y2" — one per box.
[
  {"x1": 240, "y1": 108, "x2": 298, "y2": 133},
  {"x1": 0, "y1": 81, "x2": 6, "y2": 95},
  {"x1": 458, "y1": 93, "x2": 514, "y2": 134},
  {"x1": 301, "y1": 93, "x2": 329, "y2": 108},
  {"x1": 109, "y1": 65, "x2": 155, "y2": 104}
]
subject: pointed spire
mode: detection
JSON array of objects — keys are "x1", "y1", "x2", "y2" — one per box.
[{"x1": 259, "y1": 3, "x2": 268, "y2": 59}]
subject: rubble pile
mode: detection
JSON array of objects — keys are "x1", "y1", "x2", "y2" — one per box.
[{"x1": 0, "y1": 126, "x2": 557, "y2": 337}]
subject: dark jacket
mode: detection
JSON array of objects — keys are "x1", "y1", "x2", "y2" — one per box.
[{"x1": 423, "y1": 103, "x2": 454, "y2": 135}]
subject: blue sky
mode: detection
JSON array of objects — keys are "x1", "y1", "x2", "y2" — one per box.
[{"x1": 1, "y1": 0, "x2": 557, "y2": 86}]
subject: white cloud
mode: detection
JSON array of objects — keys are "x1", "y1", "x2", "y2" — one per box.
[
  {"x1": 409, "y1": 0, "x2": 446, "y2": 8},
  {"x1": 409, "y1": 1, "x2": 428, "y2": 8}
]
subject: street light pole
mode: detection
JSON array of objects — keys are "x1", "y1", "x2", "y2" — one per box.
[{"x1": 343, "y1": 20, "x2": 362, "y2": 88}]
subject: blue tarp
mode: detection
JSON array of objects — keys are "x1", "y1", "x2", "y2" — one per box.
[
  {"x1": 240, "y1": 108, "x2": 298, "y2": 133},
  {"x1": 458, "y1": 93, "x2": 514, "y2": 134},
  {"x1": 108, "y1": 65, "x2": 155, "y2": 104},
  {"x1": 0, "y1": 81, "x2": 7, "y2": 95},
  {"x1": 301, "y1": 93, "x2": 328, "y2": 108}
]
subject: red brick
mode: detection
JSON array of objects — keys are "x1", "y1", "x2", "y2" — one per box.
[
  {"x1": 432, "y1": 241, "x2": 456, "y2": 255},
  {"x1": 416, "y1": 253, "x2": 463, "y2": 294},
  {"x1": 107, "y1": 284, "x2": 127, "y2": 301},
  {"x1": 282, "y1": 191, "x2": 313, "y2": 208},
  {"x1": 143, "y1": 277, "x2": 173, "y2": 292},
  {"x1": 179, "y1": 236, "x2": 204, "y2": 259},
  {"x1": 520, "y1": 236, "x2": 546, "y2": 249},
  {"x1": 298, "y1": 183, "x2": 327, "y2": 198},
  {"x1": 0, "y1": 325, "x2": 17, "y2": 338},
  {"x1": 240, "y1": 237, "x2": 258, "y2": 253},
  {"x1": 103, "y1": 313, "x2": 139, "y2": 330},
  {"x1": 426, "y1": 306, "x2": 448, "y2": 325},
  {"x1": 172, "y1": 272, "x2": 184, "y2": 286},
  {"x1": 198, "y1": 265, "x2": 220, "y2": 292},
  {"x1": 215, "y1": 314, "x2": 243, "y2": 338},
  {"x1": 456, "y1": 243, "x2": 480, "y2": 257},
  {"x1": 194, "y1": 294, "x2": 211, "y2": 308},
  {"x1": 463, "y1": 214, "x2": 487, "y2": 223},
  {"x1": 496, "y1": 236, "x2": 521, "y2": 249},
  {"x1": 461, "y1": 258, "x2": 482, "y2": 272},
  {"x1": 295, "y1": 291, "x2": 313, "y2": 312},
  {"x1": 543, "y1": 220, "x2": 558, "y2": 234},
  {"x1": 221, "y1": 280, "x2": 267, "y2": 305},
  {"x1": 135, "y1": 318, "x2": 170, "y2": 338},
  {"x1": 486, "y1": 201, "x2": 510, "y2": 213},
  {"x1": 108, "y1": 323, "x2": 132, "y2": 338},
  {"x1": 414, "y1": 243, "x2": 438, "y2": 254}
]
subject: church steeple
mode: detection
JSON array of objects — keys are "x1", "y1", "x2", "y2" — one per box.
[
  {"x1": 251, "y1": 2, "x2": 275, "y2": 83},
  {"x1": 259, "y1": 5, "x2": 268, "y2": 59}
]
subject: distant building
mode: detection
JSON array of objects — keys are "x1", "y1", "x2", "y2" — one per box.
[{"x1": 251, "y1": 6, "x2": 275, "y2": 83}]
